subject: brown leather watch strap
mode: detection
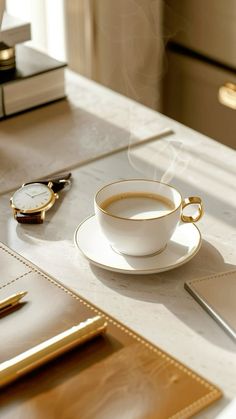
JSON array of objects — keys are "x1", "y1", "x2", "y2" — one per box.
[
  {"x1": 15, "y1": 212, "x2": 44, "y2": 224},
  {"x1": 15, "y1": 173, "x2": 71, "y2": 224},
  {"x1": 24, "y1": 172, "x2": 72, "y2": 193}
]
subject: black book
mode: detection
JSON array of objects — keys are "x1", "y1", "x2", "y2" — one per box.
[{"x1": 0, "y1": 45, "x2": 67, "y2": 117}]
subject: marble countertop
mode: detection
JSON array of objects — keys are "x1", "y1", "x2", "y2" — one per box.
[{"x1": 0, "y1": 70, "x2": 236, "y2": 418}]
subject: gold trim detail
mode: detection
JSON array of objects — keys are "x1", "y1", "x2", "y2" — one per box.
[
  {"x1": 0, "y1": 45, "x2": 15, "y2": 61},
  {"x1": 181, "y1": 197, "x2": 203, "y2": 223},
  {"x1": 218, "y1": 82, "x2": 236, "y2": 110}
]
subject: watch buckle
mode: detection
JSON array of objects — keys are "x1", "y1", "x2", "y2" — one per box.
[{"x1": 58, "y1": 179, "x2": 71, "y2": 188}]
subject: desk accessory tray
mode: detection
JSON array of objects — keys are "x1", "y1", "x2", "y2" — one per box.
[{"x1": 0, "y1": 242, "x2": 222, "y2": 418}]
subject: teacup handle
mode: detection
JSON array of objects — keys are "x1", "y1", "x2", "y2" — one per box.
[{"x1": 181, "y1": 197, "x2": 203, "y2": 223}]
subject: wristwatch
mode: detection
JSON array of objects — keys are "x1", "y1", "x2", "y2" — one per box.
[{"x1": 10, "y1": 173, "x2": 71, "y2": 224}]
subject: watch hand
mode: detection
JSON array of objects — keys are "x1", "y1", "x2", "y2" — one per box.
[
  {"x1": 25, "y1": 192, "x2": 34, "y2": 198},
  {"x1": 31, "y1": 191, "x2": 48, "y2": 198}
]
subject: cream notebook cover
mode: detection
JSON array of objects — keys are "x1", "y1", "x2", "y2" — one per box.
[{"x1": 185, "y1": 270, "x2": 236, "y2": 341}]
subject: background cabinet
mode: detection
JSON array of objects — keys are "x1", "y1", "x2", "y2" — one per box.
[{"x1": 162, "y1": 0, "x2": 236, "y2": 149}]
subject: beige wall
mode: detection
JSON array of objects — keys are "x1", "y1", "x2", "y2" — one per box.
[{"x1": 65, "y1": 0, "x2": 163, "y2": 110}]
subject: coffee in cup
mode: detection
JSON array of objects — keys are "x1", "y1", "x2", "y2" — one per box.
[{"x1": 94, "y1": 179, "x2": 203, "y2": 257}]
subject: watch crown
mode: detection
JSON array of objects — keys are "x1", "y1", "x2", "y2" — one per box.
[
  {"x1": 55, "y1": 193, "x2": 59, "y2": 200},
  {"x1": 48, "y1": 181, "x2": 53, "y2": 189}
]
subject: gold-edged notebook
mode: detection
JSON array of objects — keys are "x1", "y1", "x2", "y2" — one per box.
[
  {"x1": 185, "y1": 270, "x2": 236, "y2": 341},
  {"x1": 0, "y1": 242, "x2": 222, "y2": 418}
]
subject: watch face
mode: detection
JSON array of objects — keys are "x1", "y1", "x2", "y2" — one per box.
[{"x1": 11, "y1": 183, "x2": 54, "y2": 212}]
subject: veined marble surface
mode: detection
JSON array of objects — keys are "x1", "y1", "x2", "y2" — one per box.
[{"x1": 0, "y1": 71, "x2": 236, "y2": 418}]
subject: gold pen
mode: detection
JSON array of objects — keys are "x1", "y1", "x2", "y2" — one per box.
[
  {"x1": 0, "y1": 291, "x2": 28, "y2": 314},
  {"x1": 0, "y1": 315, "x2": 107, "y2": 388}
]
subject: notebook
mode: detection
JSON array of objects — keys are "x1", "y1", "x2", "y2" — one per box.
[
  {"x1": 0, "y1": 241, "x2": 222, "y2": 418},
  {"x1": 185, "y1": 270, "x2": 236, "y2": 341}
]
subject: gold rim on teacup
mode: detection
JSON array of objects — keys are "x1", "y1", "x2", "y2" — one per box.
[{"x1": 95, "y1": 178, "x2": 203, "y2": 223}]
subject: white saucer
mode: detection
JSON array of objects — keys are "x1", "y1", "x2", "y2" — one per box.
[{"x1": 74, "y1": 215, "x2": 202, "y2": 275}]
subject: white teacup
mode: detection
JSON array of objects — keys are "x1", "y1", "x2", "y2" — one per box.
[{"x1": 94, "y1": 179, "x2": 203, "y2": 257}]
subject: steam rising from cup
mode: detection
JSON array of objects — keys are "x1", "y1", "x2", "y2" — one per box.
[{"x1": 93, "y1": 1, "x2": 194, "y2": 183}]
